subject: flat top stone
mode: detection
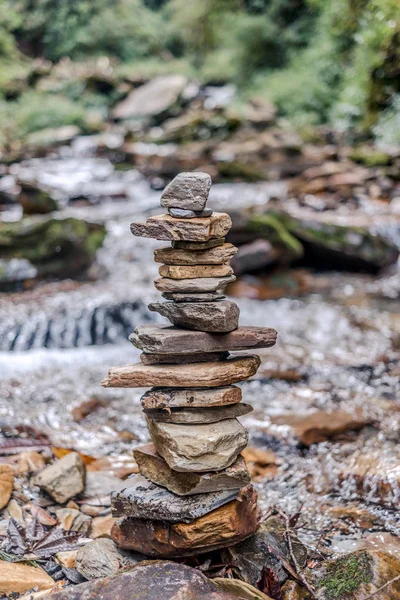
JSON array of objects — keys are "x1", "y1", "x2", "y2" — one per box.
[
  {"x1": 154, "y1": 243, "x2": 237, "y2": 266},
  {"x1": 130, "y1": 324, "x2": 277, "y2": 355},
  {"x1": 101, "y1": 355, "x2": 261, "y2": 388},
  {"x1": 140, "y1": 386, "x2": 242, "y2": 409},
  {"x1": 144, "y1": 402, "x2": 253, "y2": 424},
  {"x1": 161, "y1": 172, "x2": 212, "y2": 211},
  {"x1": 131, "y1": 213, "x2": 231, "y2": 242},
  {"x1": 154, "y1": 275, "x2": 236, "y2": 293},
  {"x1": 111, "y1": 474, "x2": 239, "y2": 522}
]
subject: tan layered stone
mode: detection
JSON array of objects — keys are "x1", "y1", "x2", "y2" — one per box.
[
  {"x1": 101, "y1": 355, "x2": 261, "y2": 388},
  {"x1": 154, "y1": 275, "x2": 235, "y2": 293},
  {"x1": 147, "y1": 418, "x2": 248, "y2": 472},
  {"x1": 145, "y1": 402, "x2": 253, "y2": 424},
  {"x1": 111, "y1": 485, "x2": 260, "y2": 557},
  {"x1": 141, "y1": 386, "x2": 242, "y2": 409},
  {"x1": 131, "y1": 213, "x2": 231, "y2": 242},
  {"x1": 0, "y1": 464, "x2": 14, "y2": 509},
  {"x1": 154, "y1": 243, "x2": 238, "y2": 265},
  {"x1": 134, "y1": 444, "x2": 251, "y2": 495},
  {"x1": 159, "y1": 264, "x2": 233, "y2": 279}
]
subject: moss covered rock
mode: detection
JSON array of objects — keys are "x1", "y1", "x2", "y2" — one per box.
[
  {"x1": 0, "y1": 216, "x2": 106, "y2": 282},
  {"x1": 19, "y1": 181, "x2": 59, "y2": 215}
]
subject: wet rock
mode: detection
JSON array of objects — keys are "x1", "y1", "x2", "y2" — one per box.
[
  {"x1": 0, "y1": 216, "x2": 106, "y2": 281},
  {"x1": 168, "y1": 207, "x2": 213, "y2": 219},
  {"x1": 101, "y1": 355, "x2": 261, "y2": 388},
  {"x1": 155, "y1": 274, "x2": 236, "y2": 293},
  {"x1": 270, "y1": 409, "x2": 371, "y2": 446},
  {"x1": 90, "y1": 514, "x2": 116, "y2": 539},
  {"x1": 14, "y1": 451, "x2": 46, "y2": 475},
  {"x1": 0, "y1": 562, "x2": 55, "y2": 596},
  {"x1": 83, "y1": 472, "x2": 126, "y2": 499},
  {"x1": 158, "y1": 264, "x2": 233, "y2": 279},
  {"x1": 34, "y1": 452, "x2": 86, "y2": 504},
  {"x1": 131, "y1": 212, "x2": 232, "y2": 242},
  {"x1": 133, "y1": 444, "x2": 250, "y2": 496},
  {"x1": 0, "y1": 258, "x2": 37, "y2": 291},
  {"x1": 18, "y1": 180, "x2": 59, "y2": 215},
  {"x1": 48, "y1": 560, "x2": 236, "y2": 599},
  {"x1": 214, "y1": 577, "x2": 274, "y2": 600},
  {"x1": 140, "y1": 386, "x2": 242, "y2": 409},
  {"x1": 222, "y1": 516, "x2": 307, "y2": 587},
  {"x1": 112, "y1": 485, "x2": 260, "y2": 557},
  {"x1": 131, "y1": 324, "x2": 277, "y2": 355},
  {"x1": 0, "y1": 464, "x2": 14, "y2": 509},
  {"x1": 55, "y1": 508, "x2": 91, "y2": 534},
  {"x1": 145, "y1": 402, "x2": 252, "y2": 424},
  {"x1": 154, "y1": 243, "x2": 237, "y2": 265},
  {"x1": 112, "y1": 75, "x2": 187, "y2": 120},
  {"x1": 162, "y1": 291, "x2": 225, "y2": 302},
  {"x1": 140, "y1": 350, "x2": 229, "y2": 364},
  {"x1": 112, "y1": 474, "x2": 239, "y2": 522},
  {"x1": 242, "y1": 447, "x2": 279, "y2": 481},
  {"x1": 147, "y1": 418, "x2": 248, "y2": 472},
  {"x1": 76, "y1": 538, "x2": 122, "y2": 579},
  {"x1": 231, "y1": 239, "x2": 278, "y2": 275},
  {"x1": 173, "y1": 237, "x2": 225, "y2": 250},
  {"x1": 160, "y1": 171, "x2": 211, "y2": 211},
  {"x1": 56, "y1": 549, "x2": 78, "y2": 569},
  {"x1": 148, "y1": 300, "x2": 239, "y2": 332},
  {"x1": 309, "y1": 550, "x2": 400, "y2": 600}
]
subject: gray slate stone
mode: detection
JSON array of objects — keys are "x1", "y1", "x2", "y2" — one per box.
[
  {"x1": 134, "y1": 444, "x2": 251, "y2": 496},
  {"x1": 34, "y1": 452, "x2": 86, "y2": 504},
  {"x1": 162, "y1": 292, "x2": 225, "y2": 302},
  {"x1": 168, "y1": 207, "x2": 212, "y2": 219},
  {"x1": 172, "y1": 237, "x2": 224, "y2": 250},
  {"x1": 140, "y1": 351, "x2": 229, "y2": 365},
  {"x1": 161, "y1": 172, "x2": 212, "y2": 211},
  {"x1": 141, "y1": 386, "x2": 242, "y2": 409},
  {"x1": 154, "y1": 275, "x2": 236, "y2": 293},
  {"x1": 76, "y1": 539, "x2": 122, "y2": 580},
  {"x1": 131, "y1": 213, "x2": 231, "y2": 242},
  {"x1": 111, "y1": 474, "x2": 239, "y2": 522},
  {"x1": 131, "y1": 324, "x2": 277, "y2": 355},
  {"x1": 144, "y1": 402, "x2": 253, "y2": 424},
  {"x1": 148, "y1": 300, "x2": 240, "y2": 332}
]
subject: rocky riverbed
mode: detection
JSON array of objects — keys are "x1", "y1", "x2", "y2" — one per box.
[{"x1": 1, "y1": 83, "x2": 400, "y2": 597}]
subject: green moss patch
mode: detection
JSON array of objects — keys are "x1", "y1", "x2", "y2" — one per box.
[{"x1": 319, "y1": 551, "x2": 373, "y2": 599}]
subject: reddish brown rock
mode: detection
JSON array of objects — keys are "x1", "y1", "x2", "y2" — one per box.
[
  {"x1": 130, "y1": 213, "x2": 231, "y2": 242},
  {"x1": 140, "y1": 386, "x2": 242, "y2": 409},
  {"x1": 111, "y1": 485, "x2": 260, "y2": 557},
  {"x1": 140, "y1": 351, "x2": 229, "y2": 365},
  {"x1": 101, "y1": 355, "x2": 261, "y2": 388}
]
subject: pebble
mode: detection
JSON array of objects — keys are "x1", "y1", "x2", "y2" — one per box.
[
  {"x1": 34, "y1": 452, "x2": 86, "y2": 504},
  {"x1": 76, "y1": 538, "x2": 122, "y2": 580},
  {"x1": 160, "y1": 172, "x2": 211, "y2": 211}
]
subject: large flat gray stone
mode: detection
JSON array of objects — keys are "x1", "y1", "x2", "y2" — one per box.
[
  {"x1": 148, "y1": 300, "x2": 240, "y2": 332},
  {"x1": 154, "y1": 275, "x2": 236, "y2": 293},
  {"x1": 111, "y1": 474, "x2": 239, "y2": 522}
]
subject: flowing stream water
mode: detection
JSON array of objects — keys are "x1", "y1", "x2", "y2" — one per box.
[{"x1": 1, "y1": 136, "x2": 400, "y2": 552}]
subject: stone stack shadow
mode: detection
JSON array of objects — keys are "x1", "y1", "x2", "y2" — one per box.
[{"x1": 101, "y1": 172, "x2": 277, "y2": 557}]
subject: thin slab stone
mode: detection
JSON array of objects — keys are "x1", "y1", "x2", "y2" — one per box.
[
  {"x1": 160, "y1": 172, "x2": 211, "y2": 211},
  {"x1": 172, "y1": 238, "x2": 225, "y2": 250},
  {"x1": 162, "y1": 292, "x2": 225, "y2": 302},
  {"x1": 148, "y1": 301, "x2": 240, "y2": 333},
  {"x1": 155, "y1": 275, "x2": 236, "y2": 293},
  {"x1": 154, "y1": 243, "x2": 237, "y2": 266},
  {"x1": 141, "y1": 386, "x2": 242, "y2": 410},
  {"x1": 168, "y1": 208, "x2": 212, "y2": 219},
  {"x1": 111, "y1": 485, "x2": 260, "y2": 557},
  {"x1": 131, "y1": 324, "x2": 277, "y2": 355},
  {"x1": 130, "y1": 213, "x2": 231, "y2": 242},
  {"x1": 133, "y1": 444, "x2": 251, "y2": 495},
  {"x1": 147, "y1": 418, "x2": 248, "y2": 472},
  {"x1": 145, "y1": 403, "x2": 253, "y2": 424},
  {"x1": 159, "y1": 264, "x2": 233, "y2": 279},
  {"x1": 101, "y1": 355, "x2": 261, "y2": 388},
  {"x1": 140, "y1": 351, "x2": 229, "y2": 365},
  {"x1": 111, "y1": 474, "x2": 238, "y2": 522}
]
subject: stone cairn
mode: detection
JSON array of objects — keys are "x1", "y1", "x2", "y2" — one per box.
[{"x1": 102, "y1": 172, "x2": 277, "y2": 558}]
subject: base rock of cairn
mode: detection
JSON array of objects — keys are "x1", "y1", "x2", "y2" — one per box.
[{"x1": 101, "y1": 171, "x2": 277, "y2": 558}]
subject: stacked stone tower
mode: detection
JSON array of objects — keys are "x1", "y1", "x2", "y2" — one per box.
[{"x1": 101, "y1": 172, "x2": 277, "y2": 557}]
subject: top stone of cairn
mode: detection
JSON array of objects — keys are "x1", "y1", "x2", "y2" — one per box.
[{"x1": 160, "y1": 172, "x2": 212, "y2": 212}]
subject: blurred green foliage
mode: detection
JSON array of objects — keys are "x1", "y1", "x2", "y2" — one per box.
[{"x1": 0, "y1": 0, "x2": 398, "y2": 142}]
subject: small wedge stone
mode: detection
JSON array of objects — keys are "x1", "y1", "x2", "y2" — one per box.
[
  {"x1": 141, "y1": 386, "x2": 242, "y2": 409},
  {"x1": 145, "y1": 403, "x2": 253, "y2": 424},
  {"x1": 159, "y1": 264, "x2": 233, "y2": 279},
  {"x1": 131, "y1": 324, "x2": 277, "y2": 355},
  {"x1": 168, "y1": 207, "x2": 212, "y2": 219},
  {"x1": 147, "y1": 418, "x2": 248, "y2": 472},
  {"x1": 155, "y1": 275, "x2": 235, "y2": 293},
  {"x1": 101, "y1": 355, "x2": 261, "y2": 388},
  {"x1": 140, "y1": 351, "x2": 229, "y2": 365},
  {"x1": 111, "y1": 474, "x2": 239, "y2": 522},
  {"x1": 173, "y1": 237, "x2": 224, "y2": 250},
  {"x1": 134, "y1": 444, "x2": 251, "y2": 495},
  {"x1": 149, "y1": 300, "x2": 239, "y2": 332},
  {"x1": 131, "y1": 213, "x2": 231, "y2": 242},
  {"x1": 162, "y1": 292, "x2": 225, "y2": 302},
  {"x1": 160, "y1": 172, "x2": 211, "y2": 211},
  {"x1": 34, "y1": 452, "x2": 86, "y2": 504},
  {"x1": 154, "y1": 243, "x2": 237, "y2": 265}
]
